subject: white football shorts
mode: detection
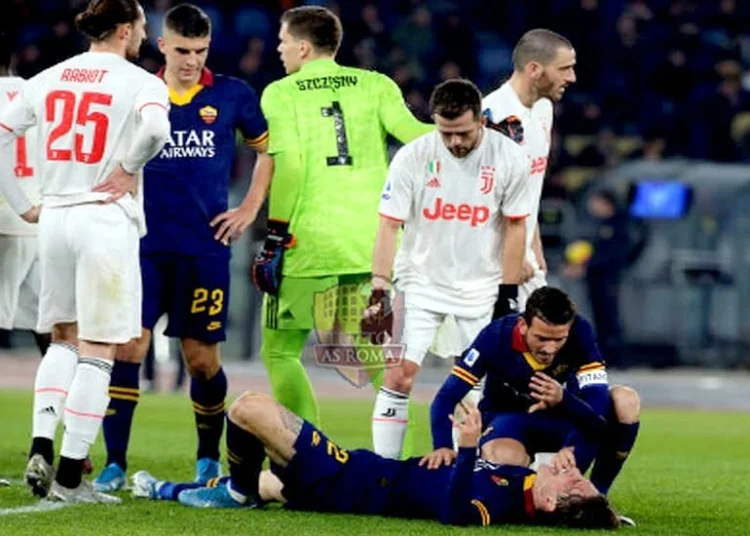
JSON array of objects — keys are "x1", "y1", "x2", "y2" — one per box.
[
  {"x1": 0, "y1": 235, "x2": 41, "y2": 330},
  {"x1": 37, "y1": 203, "x2": 141, "y2": 343}
]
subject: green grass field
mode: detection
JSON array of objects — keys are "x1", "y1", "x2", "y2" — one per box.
[{"x1": 1, "y1": 389, "x2": 749, "y2": 535}]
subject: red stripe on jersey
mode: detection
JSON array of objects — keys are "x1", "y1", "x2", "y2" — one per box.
[
  {"x1": 504, "y1": 213, "x2": 529, "y2": 221},
  {"x1": 379, "y1": 212, "x2": 403, "y2": 223},
  {"x1": 139, "y1": 102, "x2": 168, "y2": 113},
  {"x1": 0, "y1": 122, "x2": 13, "y2": 133}
]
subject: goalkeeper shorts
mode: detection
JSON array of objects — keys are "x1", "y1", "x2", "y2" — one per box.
[{"x1": 263, "y1": 273, "x2": 370, "y2": 332}]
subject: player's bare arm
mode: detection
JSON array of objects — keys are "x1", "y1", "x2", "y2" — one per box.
[
  {"x1": 501, "y1": 216, "x2": 527, "y2": 286},
  {"x1": 364, "y1": 215, "x2": 401, "y2": 309},
  {"x1": 532, "y1": 223, "x2": 547, "y2": 273},
  {"x1": 211, "y1": 142, "x2": 273, "y2": 244}
]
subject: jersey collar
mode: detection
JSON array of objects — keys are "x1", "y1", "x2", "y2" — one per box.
[
  {"x1": 299, "y1": 57, "x2": 338, "y2": 74},
  {"x1": 523, "y1": 474, "x2": 537, "y2": 521},
  {"x1": 512, "y1": 318, "x2": 548, "y2": 371},
  {"x1": 157, "y1": 67, "x2": 214, "y2": 106},
  {"x1": 511, "y1": 318, "x2": 528, "y2": 353}
]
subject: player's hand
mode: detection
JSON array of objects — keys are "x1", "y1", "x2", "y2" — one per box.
[
  {"x1": 450, "y1": 401, "x2": 483, "y2": 449},
  {"x1": 529, "y1": 372, "x2": 563, "y2": 409},
  {"x1": 550, "y1": 447, "x2": 576, "y2": 475},
  {"x1": 521, "y1": 261, "x2": 535, "y2": 284},
  {"x1": 250, "y1": 220, "x2": 294, "y2": 295},
  {"x1": 360, "y1": 288, "x2": 393, "y2": 345},
  {"x1": 93, "y1": 164, "x2": 137, "y2": 203},
  {"x1": 211, "y1": 206, "x2": 257, "y2": 246},
  {"x1": 418, "y1": 448, "x2": 457, "y2": 470},
  {"x1": 492, "y1": 284, "x2": 519, "y2": 320},
  {"x1": 20, "y1": 205, "x2": 41, "y2": 224}
]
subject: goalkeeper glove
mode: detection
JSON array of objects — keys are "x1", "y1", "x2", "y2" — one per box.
[
  {"x1": 486, "y1": 115, "x2": 524, "y2": 144},
  {"x1": 251, "y1": 219, "x2": 294, "y2": 295},
  {"x1": 492, "y1": 284, "x2": 519, "y2": 320},
  {"x1": 361, "y1": 288, "x2": 393, "y2": 345}
]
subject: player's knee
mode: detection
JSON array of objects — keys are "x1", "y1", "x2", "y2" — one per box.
[
  {"x1": 183, "y1": 342, "x2": 220, "y2": 380},
  {"x1": 229, "y1": 391, "x2": 273, "y2": 429},
  {"x1": 115, "y1": 331, "x2": 150, "y2": 362},
  {"x1": 51, "y1": 322, "x2": 77, "y2": 345},
  {"x1": 610, "y1": 385, "x2": 641, "y2": 424},
  {"x1": 480, "y1": 438, "x2": 530, "y2": 466},
  {"x1": 383, "y1": 361, "x2": 418, "y2": 394}
]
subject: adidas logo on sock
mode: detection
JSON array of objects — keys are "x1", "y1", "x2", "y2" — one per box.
[
  {"x1": 380, "y1": 408, "x2": 397, "y2": 418},
  {"x1": 39, "y1": 406, "x2": 56, "y2": 416}
]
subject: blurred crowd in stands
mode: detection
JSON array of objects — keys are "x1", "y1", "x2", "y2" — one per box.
[{"x1": 6, "y1": 0, "x2": 750, "y2": 201}]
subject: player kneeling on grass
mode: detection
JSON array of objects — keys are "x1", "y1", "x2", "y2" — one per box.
[
  {"x1": 131, "y1": 391, "x2": 620, "y2": 529},
  {"x1": 426, "y1": 287, "x2": 640, "y2": 507}
]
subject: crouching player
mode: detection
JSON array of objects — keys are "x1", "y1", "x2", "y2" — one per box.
[
  {"x1": 425, "y1": 287, "x2": 640, "y2": 505},
  {"x1": 131, "y1": 392, "x2": 620, "y2": 529}
]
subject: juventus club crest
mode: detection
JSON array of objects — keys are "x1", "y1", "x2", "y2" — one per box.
[{"x1": 480, "y1": 165, "x2": 495, "y2": 195}]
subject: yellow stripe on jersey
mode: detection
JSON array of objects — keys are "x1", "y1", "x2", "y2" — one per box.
[
  {"x1": 245, "y1": 131, "x2": 269, "y2": 148},
  {"x1": 523, "y1": 474, "x2": 537, "y2": 491},
  {"x1": 451, "y1": 366, "x2": 479, "y2": 386},
  {"x1": 577, "y1": 361, "x2": 605, "y2": 373},
  {"x1": 168, "y1": 84, "x2": 204, "y2": 106},
  {"x1": 522, "y1": 352, "x2": 548, "y2": 372},
  {"x1": 471, "y1": 499, "x2": 491, "y2": 526}
]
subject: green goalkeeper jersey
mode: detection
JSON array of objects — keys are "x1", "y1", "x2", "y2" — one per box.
[{"x1": 261, "y1": 58, "x2": 432, "y2": 277}]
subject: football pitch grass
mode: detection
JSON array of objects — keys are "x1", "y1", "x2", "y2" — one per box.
[{"x1": 0, "y1": 389, "x2": 748, "y2": 535}]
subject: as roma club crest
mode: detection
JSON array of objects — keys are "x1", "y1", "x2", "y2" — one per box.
[{"x1": 199, "y1": 105, "x2": 218, "y2": 125}]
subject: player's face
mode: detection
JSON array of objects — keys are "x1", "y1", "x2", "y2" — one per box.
[
  {"x1": 159, "y1": 30, "x2": 211, "y2": 84},
  {"x1": 519, "y1": 317, "x2": 572, "y2": 365},
  {"x1": 124, "y1": 8, "x2": 147, "y2": 60},
  {"x1": 536, "y1": 47, "x2": 577, "y2": 102},
  {"x1": 434, "y1": 110, "x2": 485, "y2": 158},
  {"x1": 535, "y1": 464, "x2": 599, "y2": 508},
  {"x1": 277, "y1": 23, "x2": 305, "y2": 75}
]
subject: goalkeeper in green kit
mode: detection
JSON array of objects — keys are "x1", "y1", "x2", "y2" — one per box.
[{"x1": 252, "y1": 6, "x2": 432, "y2": 427}]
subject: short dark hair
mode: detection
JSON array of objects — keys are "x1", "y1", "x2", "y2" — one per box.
[
  {"x1": 538, "y1": 494, "x2": 621, "y2": 530},
  {"x1": 165, "y1": 3, "x2": 211, "y2": 38},
  {"x1": 281, "y1": 6, "x2": 343, "y2": 55},
  {"x1": 524, "y1": 287, "x2": 576, "y2": 327},
  {"x1": 429, "y1": 79, "x2": 482, "y2": 120},
  {"x1": 512, "y1": 29, "x2": 573, "y2": 71},
  {"x1": 75, "y1": 0, "x2": 141, "y2": 42},
  {"x1": 0, "y1": 31, "x2": 11, "y2": 71}
]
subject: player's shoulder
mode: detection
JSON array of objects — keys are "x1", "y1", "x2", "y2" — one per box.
[
  {"x1": 485, "y1": 127, "x2": 528, "y2": 161},
  {"x1": 212, "y1": 73, "x2": 258, "y2": 97},
  {"x1": 395, "y1": 129, "x2": 437, "y2": 160},
  {"x1": 0, "y1": 76, "x2": 25, "y2": 92},
  {"x1": 482, "y1": 82, "x2": 513, "y2": 118},
  {"x1": 532, "y1": 97, "x2": 554, "y2": 120},
  {"x1": 569, "y1": 314, "x2": 597, "y2": 344}
]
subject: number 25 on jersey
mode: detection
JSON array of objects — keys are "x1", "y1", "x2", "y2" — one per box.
[{"x1": 45, "y1": 90, "x2": 112, "y2": 164}]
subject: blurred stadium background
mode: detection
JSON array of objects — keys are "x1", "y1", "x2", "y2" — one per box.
[{"x1": 4, "y1": 0, "x2": 750, "y2": 375}]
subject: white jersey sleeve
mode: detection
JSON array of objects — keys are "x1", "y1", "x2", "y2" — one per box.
[
  {"x1": 498, "y1": 140, "x2": 534, "y2": 220},
  {"x1": 121, "y1": 79, "x2": 170, "y2": 174},
  {"x1": 378, "y1": 144, "x2": 414, "y2": 222},
  {"x1": 0, "y1": 86, "x2": 37, "y2": 140}
]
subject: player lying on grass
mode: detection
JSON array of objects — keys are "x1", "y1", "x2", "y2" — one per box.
[
  {"x1": 425, "y1": 287, "x2": 640, "y2": 499},
  {"x1": 130, "y1": 391, "x2": 620, "y2": 529}
]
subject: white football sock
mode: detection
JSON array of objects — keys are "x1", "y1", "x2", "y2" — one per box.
[
  {"x1": 32, "y1": 342, "x2": 79, "y2": 439},
  {"x1": 60, "y1": 357, "x2": 113, "y2": 460},
  {"x1": 372, "y1": 387, "x2": 409, "y2": 459}
]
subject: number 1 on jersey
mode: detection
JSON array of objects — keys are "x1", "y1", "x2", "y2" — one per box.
[
  {"x1": 321, "y1": 101, "x2": 352, "y2": 166},
  {"x1": 14, "y1": 137, "x2": 33, "y2": 178}
]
